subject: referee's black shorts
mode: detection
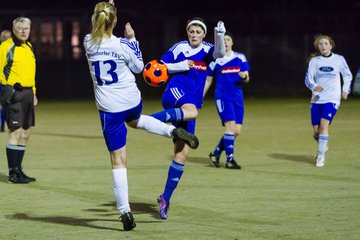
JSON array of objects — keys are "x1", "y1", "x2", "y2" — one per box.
[{"x1": 3, "y1": 87, "x2": 35, "y2": 129}]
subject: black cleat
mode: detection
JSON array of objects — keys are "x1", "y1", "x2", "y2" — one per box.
[
  {"x1": 20, "y1": 170, "x2": 36, "y2": 182},
  {"x1": 120, "y1": 212, "x2": 136, "y2": 231},
  {"x1": 172, "y1": 128, "x2": 199, "y2": 149},
  {"x1": 8, "y1": 169, "x2": 31, "y2": 184},
  {"x1": 209, "y1": 152, "x2": 220, "y2": 168},
  {"x1": 225, "y1": 159, "x2": 241, "y2": 170}
]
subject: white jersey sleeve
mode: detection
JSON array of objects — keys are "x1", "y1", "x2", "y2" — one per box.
[
  {"x1": 339, "y1": 55, "x2": 353, "y2": 93},
  {"x1": 305, "y1": 60, "x2": 317, "y2": 91},
  {"x1": 120, "y1": 38, "x2": 144, "y2": 73}
]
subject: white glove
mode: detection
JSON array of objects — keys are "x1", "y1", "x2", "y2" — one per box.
[{"x1": 214, "y1": 21, "x2": 226, "y2": 34}]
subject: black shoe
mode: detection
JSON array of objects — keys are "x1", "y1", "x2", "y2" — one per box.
[
  {"x1": 209, "y1": 152, "x2": 220, "y2": 168},
  {"x1": 8, "y1": 169, "x2": 31, "y2": 184},
  {"x1": 20, "y1": 170, "x2": 36, "y2": 182},
  {"x1": 225, "y1": 159, "x2": 241, "y2": 169},
  {"x1": 120, "y1": 212, "x2": 136, "y2": 231},
  {"x1": 172, "y1": 128, "x2": 199, "y2": 149}
]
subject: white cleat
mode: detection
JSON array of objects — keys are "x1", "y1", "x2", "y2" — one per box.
[{"x1": 315, "y1": 155, "x2": 325, "y2": 167}]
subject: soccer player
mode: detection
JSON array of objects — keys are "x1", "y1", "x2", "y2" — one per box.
[
  {"x1": 83, "y1": 0, "x2": 198, "y2": 231},
  {"x1": 0, "y1": 18, "x2": 38, "y2": 184},
  {"x1": 305, "y1": 34, "x2": 353, "y2": 167},
  {"x1": 204, "y1": 32, "x2": 250, "y2": 170},
  {"x1": 150, "y1": 17, "x2": 226, "y2": 219}
]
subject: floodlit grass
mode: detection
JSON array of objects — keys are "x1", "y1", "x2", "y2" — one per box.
[{"x1": 0, "y1": 98, "x2": 359, "y2": 240}]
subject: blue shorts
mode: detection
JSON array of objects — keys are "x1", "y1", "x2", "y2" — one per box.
[
  {"x1": 215, "y1": 98, "x2": 244, "y2": 125},
  {"x1": 161, "y1": 85, "x2": 197, "y2": 134},
  {"x1": 161, "y1": 85, "x2": 195, "y2": 109},
  {"x1": 100, "y1": 101, "x2": 142, "y2": 152},
  {"x1": 310, "y1": 102, "x2": 338, "y2": 126}
]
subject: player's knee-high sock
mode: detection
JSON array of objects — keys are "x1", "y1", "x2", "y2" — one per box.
[
  {"x1": 163, "y1": 160, "x2": 184, "y2": 201},
  {"x1": 17, "y1": 145, "x2": 26, "y2": 169},
  {"x1": 137, "y1": 115, "x2": 173, "y2": 137},
  {"x1": 6, "y1": 144, "x2": 25, "y2": 174},
  {"x1": 112, "y1": 168, "x2": 131, "y2": 214},
  {"x1": 151, "y1": 108, "x2": 184, "y2": 123},
  {"x1": 213, "y1": 136, "x2": 225, "y2": 156},
  {"x1": 318, "y1": 134, "x2": 329, "y2": 157},
  {"x1": 224, "y1": 134, "x2": 235, "y2": 162}
]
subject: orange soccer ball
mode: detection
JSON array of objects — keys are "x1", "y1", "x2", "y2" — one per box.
[{"x1": 142, "y1": 60, "x2": 169, "y2": 87}]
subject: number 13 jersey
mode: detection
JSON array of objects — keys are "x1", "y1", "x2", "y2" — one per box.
[{"x1": 84, "y1": 34, "x2": 144, "y2": 112}]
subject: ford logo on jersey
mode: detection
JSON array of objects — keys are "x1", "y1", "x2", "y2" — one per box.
[{"x1": 319, "y1": 66, "x2": 334, "y2": 72}]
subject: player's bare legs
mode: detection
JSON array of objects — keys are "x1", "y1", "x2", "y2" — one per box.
[{"x1": 181, "y1": 103, "x2": 198, "y2": 120}]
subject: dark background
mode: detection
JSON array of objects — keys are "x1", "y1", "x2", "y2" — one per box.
[{"x1": 1, "y1": 0, "x2": 359, "y2": 100}]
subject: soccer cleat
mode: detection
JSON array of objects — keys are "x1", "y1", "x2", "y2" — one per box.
[
  {"x1": 157, "y1": 194, "x2": 170, "y2": 220},
  {"x1": 209, "y1": 152, "x2": 220, "y2": 168},
  {"x1": 8, "y1": 169, "x2": 31, "y2": 184},
  {"x1": 225, "y1": 159, "x2": 241, "y2": 170},
  {"x1": 20, "y1": 170, "x2": 36, "y2": 182},
  {"x1": 120, "y1": 212, "x2": 136, "y2": 231},
  {"x1": 315, "y1": 155, "x2": 325, "y2": 167},
  {"x1": 172, "y1": 128, "x2": 199, "y2": 149}
]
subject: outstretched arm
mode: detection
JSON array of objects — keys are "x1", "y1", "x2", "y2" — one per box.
[{"x1": 213, "y1": 21, "x2": 226, "y2": 59}]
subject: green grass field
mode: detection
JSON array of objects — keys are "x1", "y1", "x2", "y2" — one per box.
[{"x1": 0, "y1": 98, "x2": 359, "y2": 240}]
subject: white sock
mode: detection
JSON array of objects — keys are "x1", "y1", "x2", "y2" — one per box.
[
  {"x1": 318, "y1": 134, "x2": 329, "y2": 156},
  {"x1": 112, "y1": 168, "x2": 130, "y2": 215},
  {"x1": 137, "y1": 115, "x2": 174, "y2": 138}
]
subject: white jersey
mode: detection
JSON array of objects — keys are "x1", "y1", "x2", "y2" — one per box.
[
  {"x1": 84, "y1": 34, "x2": 144, "y2": 112},
  {"x1": 305, "y1": 53, "x2": 352, "y2": 106}
]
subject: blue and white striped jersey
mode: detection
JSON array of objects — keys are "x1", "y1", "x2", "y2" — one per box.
[
  {"x1": 161, "y1": 41, "x2": 216, "y2": 108},
  {"x1": 84, "y1": 34, "x2": 144, "y2": 112},
  {"x1": 208, "y1": 51, "x2": 250, "y2": 100},
  {"x1": 305, "y1": 53, "x2": 353, "y2": 106}
]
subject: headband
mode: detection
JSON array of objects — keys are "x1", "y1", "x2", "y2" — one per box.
[{"x1": 186, "y1": 20, "x2": 207, "y2": 33}]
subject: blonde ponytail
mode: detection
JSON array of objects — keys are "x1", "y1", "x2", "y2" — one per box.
[{"x1": 90, "y1": 2, "x2": 117, "y2": 46}]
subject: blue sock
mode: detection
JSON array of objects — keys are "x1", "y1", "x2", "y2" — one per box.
[
  {"x1": 224, "y1": 134, "x2": 235, "y2": 162},
  {"x1": 214, "y1": 136, "x2": 224, "y2": 156},
  {"x1": 151, "y1": 108, "x2": 184, "y2": 123},
  {"x1": 163, "y1": 160, "x2": 184, "y2": 201}
]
